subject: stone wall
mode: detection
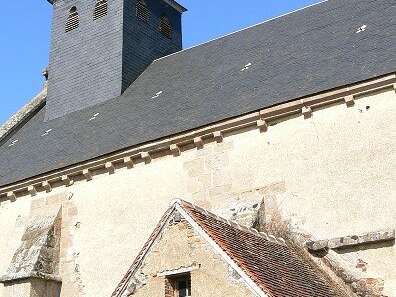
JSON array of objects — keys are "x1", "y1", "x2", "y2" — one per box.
[
  {"x1": 0, "y1": 87, "x2": 395, "y2": 296},
  {"x1": 129, "y1": 219, "x2": 255, "y2": 297}
]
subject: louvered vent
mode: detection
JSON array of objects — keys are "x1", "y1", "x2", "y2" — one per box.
[
  {"x1": 159, "y1": 16, "x2": 172, "y2": 39},
  {"x1": 65, "y1": 7, "x2": 79, "y2": 32},
  {"x1": 136, "y1": 0, "x2": 150, "y2": 23},
  {"x1": 94, "y1": 0, "x2": 108, "y2": 20}
]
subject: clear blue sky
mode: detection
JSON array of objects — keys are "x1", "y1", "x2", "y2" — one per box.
[{"x1": 0, "y1": 0, "x2": 321, "y2": 125}]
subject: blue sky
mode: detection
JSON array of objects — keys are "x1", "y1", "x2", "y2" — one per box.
[{"x1": 0, "y1": 0, "x2": 320, "y2": 125}]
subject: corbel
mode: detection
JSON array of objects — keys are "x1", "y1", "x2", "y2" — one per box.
[
  {"x1": 193, "y1": 137, "x2": 204, "y2": 149},
  {"x1": 141, "y1": 152, "x2": 152, "y2": 164},
  {"x1": 7, "y1": 191, "x2": 16, "y2": 202},
  {"x1": 105, "y1": 162, "x2": 115, "y2": 174},
  {"x1": 123, "y1": 156, "x2": 134, "y2": 169},
  {"x1": 213, "y1": 131, "x2": 224, "y2": 143},
  {"x1": 344, "y1": 95, "x2": 355, "y2": 107},
  {"x1": 61, "y1": 175, "x2": 74, "y2": 187},
  {"x1": 170, "y1": 144, "x2": 181, "y2": 157},
  {"x1": 28, "y1": 185, "x2": 38, "y2": 197},
  {"x1": 82, "y1": 169, "x2": 92, "y2": 181},
  {"x1": 302, "y1": 106, "x2": 312, "y2": 119},
  {"x1": 42, "y1": 181, "x2": 52, "y2": 192},
  {"x1": 256, "y1": 119, "x2": 268, "y2": 133}
]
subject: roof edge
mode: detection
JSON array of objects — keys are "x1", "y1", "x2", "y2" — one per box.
[
  {"x1": 112, "y1": 199, "x2": 270, "y2": 297},
  {"x1": 1, "y1": 73, "x2": 394, "y2": 193},
  {"x1": 0, "y1": 86, "x2": 47, "y2": 143},
  {"x1": 175, "y1": 202, "x2": 269, "y2": 297}
]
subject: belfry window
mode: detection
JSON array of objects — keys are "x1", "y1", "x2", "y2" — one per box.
[
  {"x1": 94, "y1": 0, "x2": 108, "y2": 20},
  {"x1": 136, "y1": 0, "x2": 150, "y2": 23},
  {"x1": 159, "y1": 15, "x2": 172, "y2": 39},
  {"x1": 65, "y1": 7, "x2": 79, "y2": 32}
]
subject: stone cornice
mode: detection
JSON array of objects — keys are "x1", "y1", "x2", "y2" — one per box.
[
  {"x1": 306, "y1": 229, "x2": 396, "y2": 251},
  {"x1": 0, "y1": 73, "x2": 395, "y2": 201}
]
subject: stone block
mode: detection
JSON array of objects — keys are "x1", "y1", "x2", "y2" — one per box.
[
  {"x1": 193, "y1": 136, "x2": 204, "y2": 149},
  {"x1": 141, "y1": 152, "x2": 152, "y2": 163},
  {"x1": 302, "y1": 106, "x2": 312, "y2": 119},
  {"x1": 68, "y1": 207, "x2": 78, "y2": 217},
  {"x1": 206, "y1": 153, "x2": 229, "y2": 171},
  {"x1": 62, "y1": 175, "x2": 74, "y2": 187},
  {"x1": 83, "y1": 169, "x2": 92, "y2": 181},
  {"x1": 184, "y1": 158, "x2": 205, "y2": 177},
  {"x1": 123, "y1": 156, "x2": 134, "y2": 168},
  {"x1": 7, "y1": 192, "x2": 16, "y2": 202},
  {"x1": 42, "y1": 181, "x2": 52, "y2": 192},
  {"x1": 213, "y1": 131, "x2": 224, "y2": 143},
  {"x1": 31, "y1": 198, "x2": 46, "y2": 211},
  {"x1": 28, "y1": 185, "x2": 38, "y2": 197},
  {"x1": 307, "y1": 229, "x2": 395, "y2": 251},
  {"x1": 105, "y1": 162, "x2": 115, "y2": 174},
  {"x1": 256, "y1": 119, "x2": 268, "y2": 132},
  {"x1": 344, "y1": 95, "x2": 355, "y2": 107},
  {"x1": 170, "y1": 144, "x2": 181, "y2": 157},
  {"x1": 213, "y1": 141, "x2": 234, "y2": 153}
]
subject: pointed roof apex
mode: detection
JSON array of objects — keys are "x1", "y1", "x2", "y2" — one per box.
[{"x1": 112, "y1": 199, "x2": 345, "y2": 297}]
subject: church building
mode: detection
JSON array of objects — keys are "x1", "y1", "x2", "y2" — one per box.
[{"x1": 0, "y1": 0, "x2": 395, "y2": 296}]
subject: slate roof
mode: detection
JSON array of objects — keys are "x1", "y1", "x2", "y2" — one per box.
[
  {"x1": 1, "y1": 0, "x2": 396, "y2": 186},
  {"x1": 112, "y1": 200, "x2": 348, "y2": 297}
]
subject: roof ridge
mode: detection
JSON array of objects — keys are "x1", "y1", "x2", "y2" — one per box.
[
  {"x1": 175, "y1": 199, "x2": 287, "y2": 246},
  {"x1": 153, "y1": 0, "x2": 329, "y2": 63},
  {"x1": 0, "y1": 86, "x2": 47, "y2": 143}
]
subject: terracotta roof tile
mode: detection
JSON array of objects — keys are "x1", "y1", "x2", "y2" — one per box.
[
  {"x1": 112, "y1": 200, "x2": 346, "y2": 297},
  {"x1": 180, "y1": 200, "x2": 343, "y2": 297}
]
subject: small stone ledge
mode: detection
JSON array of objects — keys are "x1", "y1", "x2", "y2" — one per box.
[
  {"x1": 213, "y1": 131, "x2": 224, "y2": 143},
  {"x1": 302, "y1": 106, "x2": 312, "y2": 119},
  {"x1": 141, "y1": 152, "x2": 152, "y2": 163},
  {"x1": 256, "y1": 119, "x2": 268, "y2": 132},
  {"x1": 42, "y1": 181, "x2": 52, "y2": 192},
  {"x1": 28, "y1": 185, "x2": 38, "y2": 197},
  {"x1": 83, "y1": 169, "x2": 93, "y2": 181},
  {"x1": 123, "y1": 156, "x2": 134, "y2": 168},
  {"x1": 105, "y1": 162, "x2": 115, "y2": 174},
  {"x1": 193, "y1": 137, "x2": 204, "y2": 148},
  {"x1": 61, "y1": 175, "x2": 73, "y2": 187},
  {"x1": 344, "y1": 95, "x2": 355, "y2": 107},
  {"x1": 7, "y1": 191, "x2": 16, "y2": 202},
  {"x1": 306, "y1": 229, "x2": 395, "y2": 251},
  {"x1": 0, "y1": 272, "x2": 61, "y2": 284}
]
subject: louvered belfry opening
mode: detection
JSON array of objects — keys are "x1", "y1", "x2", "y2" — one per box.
[
  {"x1": 136, "y1": 0, "x2": 150, "y2": 23},
  {"x1": 159, "y1": 15, "x2": 172, "y2": 39},
  {"x1": 94, "y1": 0, "x2": 108, "y2": 20},
  {"x1": 65, "y1": 7, "x2": 79, "y2": 32}
]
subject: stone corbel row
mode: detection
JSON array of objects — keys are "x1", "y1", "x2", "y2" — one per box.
[
  {"x1": 3, "y1": 133, "x2": 227, "y2": 199},
  {"x1": 1, "y1": 74, "x2": 395, "y2": 202}
]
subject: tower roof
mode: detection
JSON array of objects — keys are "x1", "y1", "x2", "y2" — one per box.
[{"x1": 46, "y1": 0, "x2": 187, "y2": 13}]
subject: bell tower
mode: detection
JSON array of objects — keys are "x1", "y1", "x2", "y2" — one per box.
[{"x1": 45, "y1": 0, "x2": 186, "y2": 120}]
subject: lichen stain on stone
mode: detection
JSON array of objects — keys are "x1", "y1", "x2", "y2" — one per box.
[{"x1": 0, "y1": 208, "x2": 61, "y2": 283}]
